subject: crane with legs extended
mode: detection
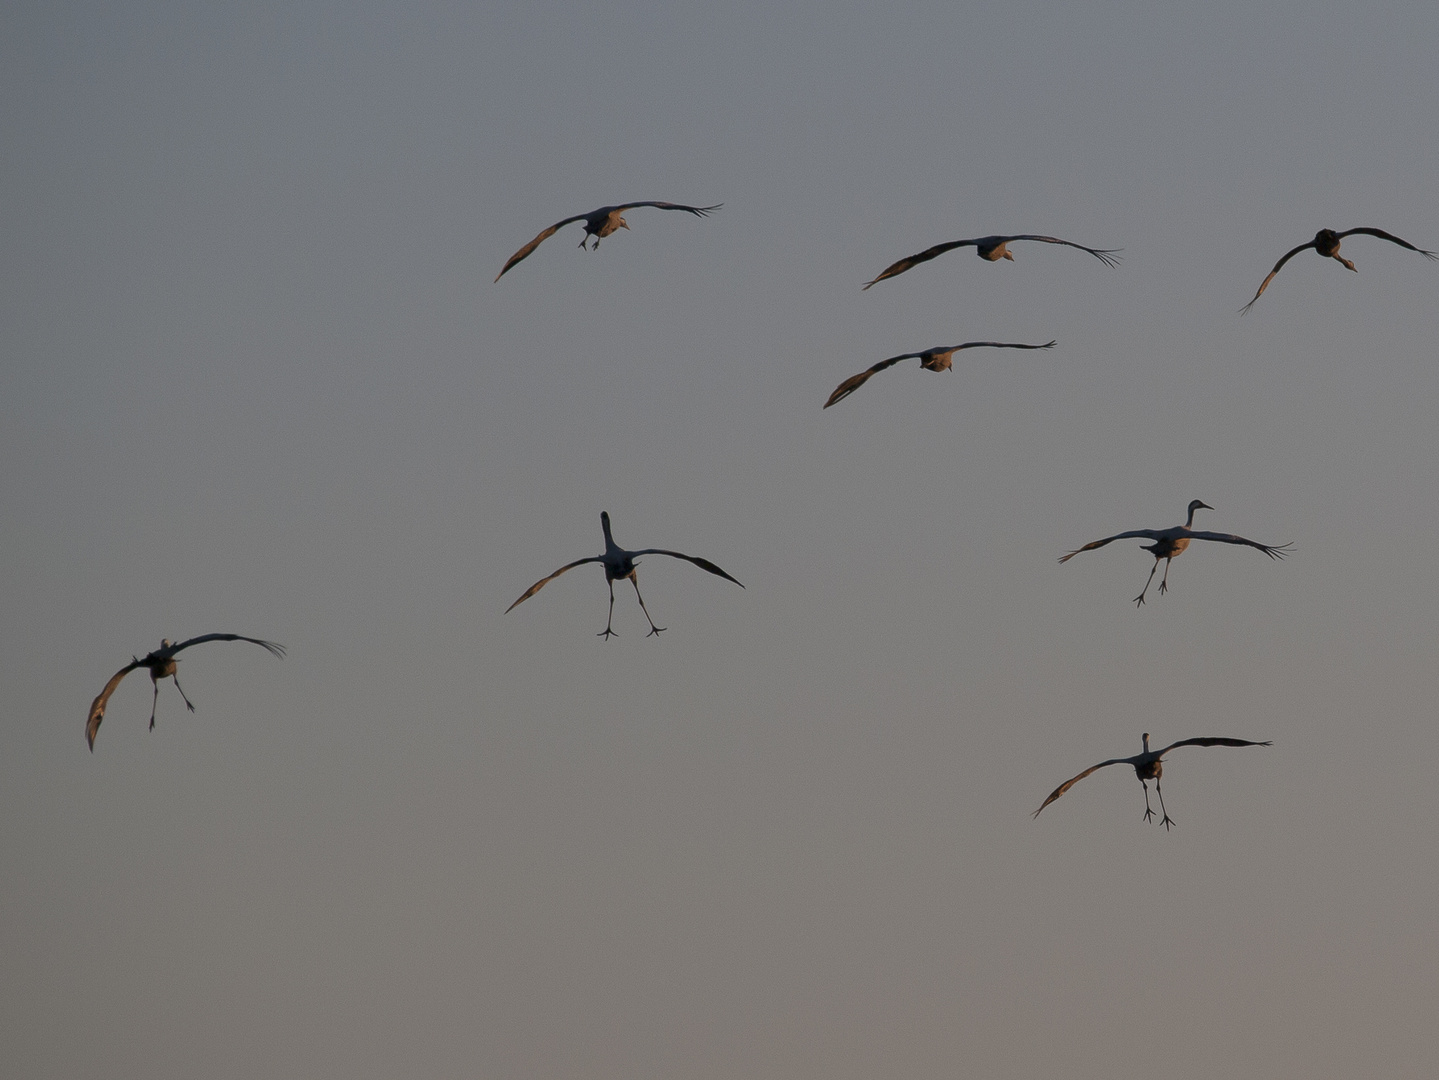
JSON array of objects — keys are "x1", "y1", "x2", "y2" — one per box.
[
  {"x1": 1033, "y1": 732, "x2": 1272, "y2": 829},
  {"x1": 506, "y1": 511, "x2": 743, "y2": 639},
  {"x1": 86, "y1": 634, "x2": 286, "y2": 750},
  {"x1": 1059, "y1": 499, "x2": 1292, "y2": 606},
  {"x1": 494, "y1": 201, "x2": 721, "y2": 281}
]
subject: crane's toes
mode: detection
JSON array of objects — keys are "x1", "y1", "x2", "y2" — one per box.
[
  {"x1": 1157, "y1": 582, "x2": 1170, "y2": 595},
  {"x1": 1142, "y1": 807, "x2": 1156, "y2": 823},
  {"x1": 1133, "y1": 595, "x2": 1147, "y2": 607},
  {"x1": 598, "y1": 627, "x2": 618, "y2": 640},
  {"x1": 646, "y1": 625, "x2": 668, "y2": 638},
  {"x1": 1161, "y1": 815, "x2": 1176, "y2": 831}
]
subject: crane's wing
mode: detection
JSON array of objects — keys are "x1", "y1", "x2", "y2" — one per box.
[
  {"x1": 823, "y1": 352, "x2": 924, "y2": 408},
  {"x1": 1336, "y1": 227, "x2": 1438, "y2": 259},
  {"x1": 494, "y1": 213, "x2": 592, "y2": 281},
  {"x1": 1156, "y1": 737, "x2": 1273, "y2": 756},
  {"x1": 1033, "y1": 758, "x2": 1128, "y2": 818},
  {"x1": 86, "y1": 659, "x2": 144, "y2": 751},
  {"x1": 950, "y1": 340, "x2": 1058, "y2": 352},
  {"x1": 506, "y1": 557, "x2": 604, "y2": 612},
  {"x1": 629, "y1": 550, "x2": 744, "y2": 588},
  {"x1": 168, "y1": 634, "x2": 287, "y2": 658},
  {"x1": 1240, "y1": 241, "x2": 1317, "y2": 312},
  {"x1": 1058, "y1": 530, "x2": 1164, "y2": 562},
  {"x1": 1007, "y1": 236, "x2": 1122, "y2": 267},
  {"x1": 1186, "y1": 532, "x2": 1293, "y2": 558},
  {"x1": 862, "y1": 240, "x2": 977, "y2": 289},
  {"x1": 612, "y1": 201, "x2": 722, "y2": 216}
]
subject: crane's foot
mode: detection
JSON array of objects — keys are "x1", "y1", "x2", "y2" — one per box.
[
  {"x1": 645, "y1": 625, "x2": 667, "y2": 638},
  {"x1": 1160, "y1": 814, "x2": 1176, "y2": 831},
  {"x1": 598, "y1": 626, "x2": 618, "y2": 640},
  {"x1": 1142, "y1": 806, "x2": 1156, "y2": 824},
  {"x1": 1157, "y1": 581, "x2": 1170, "y2": 595},
  {"x1": 1133, "y1": 593, "x2": 1148, "y2": 607}
]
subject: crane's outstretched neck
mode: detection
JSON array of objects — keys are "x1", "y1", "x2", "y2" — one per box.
[
  {"x1": 1141, "y1": 732, "x2": 1152, "y2": 754},
  {"x1": 600, "y1": 511, "x2": 616, "y2": 551}
]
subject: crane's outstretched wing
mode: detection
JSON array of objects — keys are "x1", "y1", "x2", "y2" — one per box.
[
  {"x1": 862, "y1": 240, "x2": 976, "y2": 289},
  {"x1": 1033, "y1": 758, "x2": 1128, "y2": 818},
  {"x1": 506, "y1": 557, "x2": 605, "y2": 612},
  {"x1": 494, "y1": 213, "x2": 593, "y2": 281},
  {"x1": 823, "y1": 352, "x2": 926, "y2": 407},
  {"x1": 1058, "y1": 530, "x2": 1164, "y2": 562},
  {"x1": 168, "y1": 634, "x2": 287, "y2": 658},
  {"x1": 86, "y1": 659, "x2": 144, "y2": 751},
  {"x1": 1157, "y1": 737, "x2": 1273, "y2": 755},
  {"x1": 612, "y1": 201, "x2": 722, "y2": 217},
  {"x1": 1240, "y1": 240, "x2": 1319, "y2": 312},
  {"x1": 1006, "y1": 235, "x2": 1122, "y2": 266},
  {"x1": 1187, "y1": 532, "x2": 1293, "y2": 558},
  {"x1": 1336, "y1": 227, "x2": 1438, "y2": 259},
  {"x1": 630, "y1": 550, "x2": 744, "y2": 588}
]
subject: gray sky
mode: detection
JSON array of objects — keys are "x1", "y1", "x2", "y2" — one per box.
[{"x1": 4, "y1": 2, "x2": 1438, "y2": 1077}]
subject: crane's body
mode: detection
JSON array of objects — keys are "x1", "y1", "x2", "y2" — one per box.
[
  {"x1": 1033, "y1": 732, "x2": 1272, "y2": 829},
  {"x1": 1060, "y1": 500, "x2": 1292, "y2": 606},
  {"x1": 507, "y1": 511, "x2": 743, "y2": 639}
]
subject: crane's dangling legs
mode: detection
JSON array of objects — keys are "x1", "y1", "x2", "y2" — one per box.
[
  {"x1": 1133, "y1": 559, "x2": 1162, "y2": 607},
  {"x1": 1157, "y1": 557, "x2": 1177, "y2": 595},
  {"x1": 1140, "y1": 779, "x2": 1158, "y2": 824},
  {"x1": 631, "y1": 574, "x2": 666, "y2": 637},
  {"x1": 149, "y1": 678, "x2": 162, "y2": 729},
  {"x1": 1156, "y1": 779, "x2": 1176, "y2": 830},
  {"x1": 173, "y1": 671, "x2": 196, "y2": 713},
  {"x1": 599, "y1": 580, "x2": 619, "y2": 639}
]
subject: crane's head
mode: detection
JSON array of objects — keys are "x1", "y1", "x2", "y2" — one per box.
[
  {"x1": 617, "y1": 216, "x2": 630, "y2": 231},
  {"x1": 161, "y1": 638, "x2": 174, "y2": 649},
  {"x1": 1141, "y1": 732, "x2": 1152, "y2": 752},
  {"x1": 1188, "y1": 500, "x2": 1213, "y2": 514}
]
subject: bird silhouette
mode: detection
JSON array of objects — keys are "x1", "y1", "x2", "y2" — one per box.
[
  {"x1": 495, "y1": 202, "x2": 721, "y2": 281},
  {"x1": 1059, "y1": 500, "x2": 1292, "y2": 606},
  {"x1": 1240, "y1": 227, "x2": 1436, "y2": 312},
  {"x1": 1033, "y1": 732, "x2": 1272, "y2": 829},
  {"x1": 86, "y1": 635, "x2": 286, "y2": 750},
  {"x1": 506, "y1": 512, "x2": 743, "y2": 638},
  {"x1": 823, "y1": 339, "x2": 1055, "y2": 408},
  {"x1": 862, "y1": 233, "x2": 1119, "y2": 289}
]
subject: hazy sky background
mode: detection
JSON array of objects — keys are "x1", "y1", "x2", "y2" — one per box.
[{"x1": 4, "y1": 2, "x2": 1439, "y2": 1077}]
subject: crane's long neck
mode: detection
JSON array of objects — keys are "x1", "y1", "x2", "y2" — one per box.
[
  {"x1": 1141, "y1": 732, "x2": 1152, "y2": 754},
  {"x1": 600, "y1": 511, "x2": 617, "y2": 551},
  {"x1": 1185, "y1": 505, "x2": 1201, "y2": 528}
]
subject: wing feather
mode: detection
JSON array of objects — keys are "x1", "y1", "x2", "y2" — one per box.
[
  {"x1": 1006, "y1": 236, "x2": 1122, "y2": 266},
  {"x1": 862, "y1": 240, "x2": 976, "y2": 289},
  {"x1": 1240, "y1": 241, "x2": 1318, "y2": 312},
  {"x1": 494, "y1": 214, "x2": 590, "y2": 281},
  {"x1": 1336, "y1": 227, "x2": 1438, "y2": 258},
  {"x1": 1186, "y1": 532, "x2": 1293, "y2": 558},
  {"x1": 506, "y1": 557, "x2": 604, "y2": 612},
  {"x1": 169, "y1": 634, "x2": 287, "y2": 658},
  {"x1": 629, "y1": 550, "x2": 744, "y2": 588},
  {"x1": 613, "y1": 201, "x2": 721, "y2": 216},
  {"x1": 86, "y1": 660, "x2": 143, "y2": 751},
  {"x1": 1058, "y1": 530, "x2": 1164, "y2": 562},
  {"x1": 823, "y1": 352, "x2": 923, "y2": 407},
  {"x1": 1157, "y1": 737, "x2": 1273, "y2": 755},
  {"x1": 1033, "y1": 758, "x2": 1127, "y2": 818}
]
